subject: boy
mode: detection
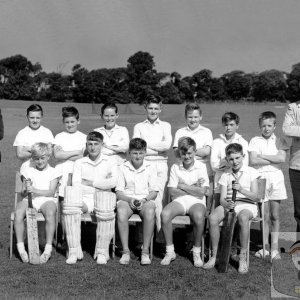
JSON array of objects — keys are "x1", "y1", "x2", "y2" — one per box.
[
  {"x1": 116, "y1": 138, "x2": 158, "y2": 265},
  {"x1": 249, "y1": 111, "x2": 289, "y2": 260},
  {"x1": 211, "y1": 112, "x2": 248, "y2": 206},
  {"x1": 14, "y1": 143, "x2": 60, "y2": 264},
  {"x1": 94, "y1": 103, "x2": 129, "y2": 166},
  {"x1": 161, "y1": 137, "x2": 209, "y2": 267},
  {"x1": 133, "y1": 94, "x2": 172, "y2": 231},
  {"x1": 13, "y1": 104, "x2": 54, "y2": 169},
  {"x1": 54, "y1": 106, "x2": 86, "y2": 246},
  {"x1": 62, "y1": 131, "x2": 118, "y2": 265},
  {"x1": 173, "y1": 103, "x2": 213, "y2": 178},
  {"x1": 203, "y1": 143, "x2": 259, "y2": 274}
]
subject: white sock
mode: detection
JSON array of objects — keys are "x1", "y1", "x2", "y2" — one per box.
[
  {"x1": 166, "y1": 244, "x2": 175, "y2": 253},
  {"x1": 192, "y1": 246, "x2": 201, "y2": 254},
  {"x1": 44, "y1": 244, "x2": 52, "y2": 254},
  {"x1": 17, "y1": 242, "x2": 26, "y2": 253}
]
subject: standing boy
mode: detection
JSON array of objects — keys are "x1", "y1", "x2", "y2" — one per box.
[
  {"x1": 211, "y1": 112, "x2": 248, "y2": 206},
  {"x1": 13, "y1": 104, "x2": 54, "y2": 169},
  {"x1": 116, "y1": 138, "x2": 158, "y2": 265},
  {"x1": 203, "y1": 143, "x2": 259, "y2": 274},
  {"x1": 249, "y1": 111, "x2": 289, "y2": 260},
  {"x1": 161, "y1": 137, "x2": 209, "y2": 267},
  {"x1": 62, "y1": 131, "x2": 118, "y2": 265},
  {"x1": 133, "y1": 94, "x2": 172, "y2": 231}
]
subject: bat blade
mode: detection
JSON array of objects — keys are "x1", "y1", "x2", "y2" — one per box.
[
  {"x1": 26, "y1": 207, "x2": 40, "y2": 264},
  {"x1": 217, "y1": 210, "x2": 237, "y2": 273}
]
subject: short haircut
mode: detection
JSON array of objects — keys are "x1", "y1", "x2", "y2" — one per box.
[
  {"x1": 259, "y1": 111, "x2": 276, "y2": 126},
  {"x1": 101, "y1": 102, "x2": 118, "y2": 115},
  {"x1": 31, "y1": 142, "x2": 52, "y2": 158},
  {"x1": 86, "y1": 131, "x2": 103, "y2": 143},
  {"x1": 225, "y1": 143, "x2": 243, "y2": 156},
  {"x1": 145, "y1": 93, "x2": 162, "y2": 106},
  {"x1": 222, "y1": 112, "x2": 240, "y2": 125},
  {"x1": 178, "y1": 137, "x2": 196, "y2": 153},
  {"x1": 62, "y1": 106, "x2": 79, "y2": 120},
  {"x1": 129, "y1": 138, "x2": 147, "y2": 151},
  {"x1": 185, "y1": 102, "x2": 202, "y2": 117},
  {"x1": 27, "y1": 104, "x2": 43, "y2": 116}
]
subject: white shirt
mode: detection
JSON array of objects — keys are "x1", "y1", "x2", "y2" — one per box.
[
  {"x1": 72, "y1": 155, "x2": 117, "y2": 195},
  {"x1": 14, "y1": 126, "x2": 54, "y2": 147},
  {"x1": 20, "y1": 164, "x2": 61, "y2": 198},
  {"x1": 54, "y1": 130, "x2": 87, "y2": 196},
  {"x1": 219, "y1": 165, "x2": 259, "y2": 200},
  {"x1": 116, "y1": 160, "x2": 158, "y2": 199},
  {"x1": 173, "y1": 124, "x2": 213, "y2": 163},
  {"x1": 248, "y1": 134, "x2": 289, "y2": 172},
  {"x1": 168, "y1": 160, "x2": 209, "y2": 201},
  {"x1": 94, "y1": 125, "x2": 129, "y2": 165},
  {"x1": 133, "y1": 119, "x2": 172, "y2": 161}
]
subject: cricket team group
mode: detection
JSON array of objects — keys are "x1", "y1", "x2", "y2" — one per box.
[{"x1": 12, "y1": 94, "x2": 297, "y2": 274}]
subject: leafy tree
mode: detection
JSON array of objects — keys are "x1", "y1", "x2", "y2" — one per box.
[{"x1": 286, "y1": 63, "x2": 300, "y2": 101}]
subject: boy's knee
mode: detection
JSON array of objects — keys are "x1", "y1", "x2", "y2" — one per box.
[
  {"x1": 45, "y1": 209, "x2": 56, "y2": 220},
  {"x1": 143, "y1": 206, "x2": 155, "y2": 221},
  {"x1": 238, "y1": 214, "x2": 250, "y2": 226},
  {"x1": 208, "y1": 214, "x2": 218, "y2": 226},
  {"x1": 161, "y1": 210, "x2": 171, "y2": 224},
  {"x1": 15, "y1": 209, "x2": 25, "y2": 222},
  {"x1": 192, "y1": 212, "x2": 205, "y2": 225}
]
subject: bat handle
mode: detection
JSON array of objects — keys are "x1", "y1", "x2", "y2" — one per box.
[
  {"x1": 230, "y1": 180, "x2": 237, "y2": 212},
  {"x1": 26, "y1": 179, "x2": 33, "y2": 209}
]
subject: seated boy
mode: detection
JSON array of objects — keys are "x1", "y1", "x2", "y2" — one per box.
[
  {"x1": 161, "y1": 137, "x2": 209, "y2": 267},
  {"x1": 210, "y1": 112, "x2": 248, "y2": 207},
  {"x1": 116, "y1": 138, "x2": 158, "y2": 265},
  {"x1": 63, "y1": 131, "x2": 118, "y2": 265},
  {"x1": 203, "y1": 143, "x2": 259, "y2": 274},
  {"x1": 14, "y1": 142, "x2": 60, "y2": 264},
  {"x1": 249, "y1": 111, "x2": 289, "y2": 260}
]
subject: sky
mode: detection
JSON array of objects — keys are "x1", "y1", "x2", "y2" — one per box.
[{"x1": 1, "y1": 0, "x2": 300, "y2": 77}]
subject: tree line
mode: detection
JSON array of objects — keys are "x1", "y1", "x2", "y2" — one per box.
[{"x1": 0, "y1": 52, "x2": 300, "y2": 103}]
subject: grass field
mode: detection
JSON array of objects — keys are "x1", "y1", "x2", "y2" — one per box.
[{"x1": 0, "y1": 100, "x2": 295, "y2": 299}]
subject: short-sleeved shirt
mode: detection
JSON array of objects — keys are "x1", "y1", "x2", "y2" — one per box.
[
  {"x1": 20, "y1": 164, "x2": 61, "y2": 197},
  {"x1": 168, "y1": 160, "x2": 209, "y2": 201},
  {"x1": 219, "y1": 165, "x2": 259, "y2": 200},
  {"x1": 54, "y1": 130, "x2": 87, "y2": 196},
  {"x1": 133, "y1": 119, "x2": 172, "y2": 161},
  {"x1": 173, "y1": 125, "x2": 213, "y2": 164},
  {"x1": 116, "y1": 160, "x2": 159, "y2": 199},
  {"x1": 248, "y1": 134, "x2": 289, "y2": 172},
  {"x1": 72, "y1": 155, "x2": 117, "y2": 195},
  {"x1": 94, "y1": 125, "x2": 129, "y2": 165}
]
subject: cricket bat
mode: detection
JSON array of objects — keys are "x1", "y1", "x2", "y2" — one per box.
[
  {"x1": 217, "y1": 180, "x2": 237, "y2": 273},
  {"x1": 25, "y1": 179, "x2": 40, "y2": 264}
]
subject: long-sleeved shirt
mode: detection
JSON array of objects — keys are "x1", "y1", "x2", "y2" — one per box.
[{"x1": 282, "y1": 102, "x2": 300, "y2": 170}]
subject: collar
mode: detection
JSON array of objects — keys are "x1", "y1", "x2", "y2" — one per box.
[
  {"x1": 178, "y1": 160, "x2": 200, "y2": 171},
  {"x1": 226, "y1": 164, "x2": 249, "y2": 176},
  {"x1": 81, "y1": 154, "x2": 108, "y2": 166},
  {"x1": 219, "y1": 132, "x2": 242, "y2": 143},
  {"x1": 97, "y1": 124, "x2": 120, "y2": 131},
  {"x1": 185, "y1": 124, "x2": 205, "y2": 132},
  {"x1": 144, "y1": 118, "x2": 161, "y2": 125},
  {"x1": 124, "y1": 160, "x2": 150, "y2": 172},
  {"x1": 259, "y1": 133, "x2": 276, "y2": 141}
]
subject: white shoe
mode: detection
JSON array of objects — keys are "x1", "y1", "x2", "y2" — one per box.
[
  {"x1": 255, "y1": 249, "x2": 270, "y2": 258},
  {"x1": 161, "y1": 251, "x2": 176, "y2": 265},
  {"x1": 19, "y1": 251, "x2": 29, "y2": 263},
  {"x1": 193, "y1": 251, "x2": 203, "y2": 268},
  {"x1": 97, "y1": 253, "x2": 107, "y2": 265},
  {"x1": 271, "y1": 250, "x2": 281, "y2": 261},
  {"x1": 119, "y1": 253, "x2": 130, "y2": 265},
  {"x1": 66, "y1": 248, "x2": 78, "y2": 265},
  {"x1": 202, "y1": 256, "x2": 216, "y2": 269},
  {"x1": 40, "y1": 252, "x2": 51, "y2": 264},
  {"x1": 238, "y1": 253, "x2": 248, "y2": 274},
  {"x1": 141, "y1": 253, "x2": 151, "y2": 265}
]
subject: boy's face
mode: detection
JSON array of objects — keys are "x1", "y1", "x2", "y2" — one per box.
[
  {"x1": 179, "y1": 146, "x2": 195, "y2": 165},
  {"x1": 27, "y1": 111, "x2": 42, "y2": 130},
  {"x1": 32, "y1": 153, "x2": 49, "y2": 170},
  {"x1": 226, "y1": 152, "x2": 244, "y2": 171},
  {"x1": 63, "y1": 116, "x2": 80, "y2": 133},
  {"x1": 186, "y1": 110, "x2": 202, "y2": 130},
  {"x1": 260, "y1": 118, "x2": 276, "y2": 138},
  {"x1": 145, "y1": 103, "x2": 161, "y2": 122},
  {"x1": 102, "y1": 108, "x2": 118, "y2": 129},
  {"x1": 86, "y1": 140, "x2": 102, "y2": 159},
  {"x1": 223, "y1": 120, "x2": 239, "y2": 138},
  {"x1": 129, "y1": 149, "x2": 146, "y2": 168}
]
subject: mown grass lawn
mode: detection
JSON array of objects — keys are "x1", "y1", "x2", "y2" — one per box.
[{"x1": 0, "y1": 99, "x2": 294, "y2": 299}]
